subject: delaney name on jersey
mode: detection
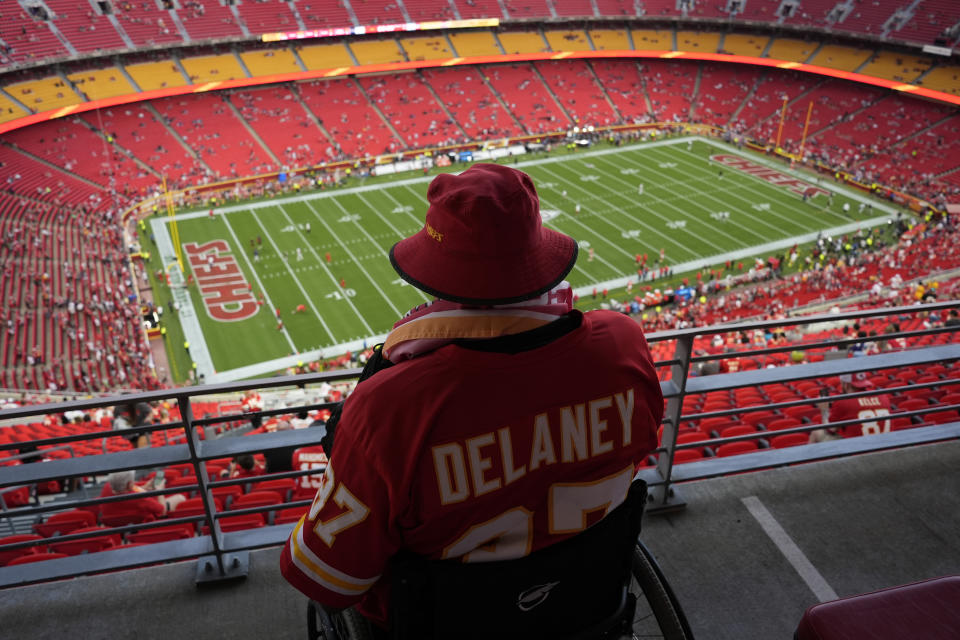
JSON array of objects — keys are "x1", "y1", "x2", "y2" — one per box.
[{"x1": 432, "y1": 388, "x2": 637, "y2": 505}]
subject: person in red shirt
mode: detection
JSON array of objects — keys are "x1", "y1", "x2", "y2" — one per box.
[
  {"x1": 812, "y1": 372, "x2": 892, "y2": 441},
  {"x1": 280, "y1": 163, "x2": 662, "y2": 632}
]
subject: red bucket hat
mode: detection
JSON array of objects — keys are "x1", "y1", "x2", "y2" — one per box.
[{"x1": 389, "y1": 163, "x2": 578, "y2": 305}]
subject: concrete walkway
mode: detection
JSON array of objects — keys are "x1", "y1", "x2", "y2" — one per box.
[{"x1": 1, "y1": 440, "x2": 957, "y2": 639}]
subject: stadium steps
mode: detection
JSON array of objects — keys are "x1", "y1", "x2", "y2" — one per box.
[
  {"x1": 55, "y1": 70, "x2": 87, "y2": 106},
  {"x1": 287, "y1": 85, "x2": 337, "y2": 152},
  {"x1": 803, "y1": 40, "x2": 825, "y2": 63},
  {"x1": 688, "y1": 61, "x2": 704, "y2": 121},
  {"x1": 352, "y1": 75, "x2": 412, "y2": 147},
  {"x1": 727, "y1": 71, "x2": 764, "y2": 126},
  {"x1": 228, "y1": 3, "x2": 251, "y2": 38},
  {"x1": 585, "y1": 60, "x2": 624, "y2": 123},
  {"x1": 419, "y1": 71, "x2": 470, "y2": 141},
  {"x1": 105, "y1": 13, "x2": 135, "y2": 50},
  {"x1": 44, "y1": 17, "x2": 78, "y2": 58},
  {"x1": 116, "y1": 61, "x2": 143, "y2": 93},
  {"x1": 442, "y1": 31, "x2": 459, "y2": 57},
  {"x1": 805, "y1": 90, "x2": 887, "y2": 143},
  {"x1": 490, "y1": 30, "x2": 508, "y2": 55},
  {"x1": 167, "y1": 8, "x2": 190, "y2": 42},
  {"x1": 395, "y1": 0, "x2": 413, "y2": 24},
  {"x1": 284, "y1": 2, "x2": 307, "y2": 31},
  {"x1": 73, "y1": 116, "x2": 161, "y2": 181},
  {"x1": 852, "y1": 50, "x2": 878, "y2": 75},
  {"x1": 633, "y1": 60, "x2": 656, "y2": 116},
  {"x1": 141, "y1": 102, "x2": 215, "y2": 176},
  {"x1": 289, "y1": 45, "x2": 309, "y2": 72},
  {"x1": 858, "y1": 111, "x2": 960, "y2": 160},
  {"x1": 745, "y1": 75, "x2": 825, "y2": 137},
  {"x1": 760, "y1": 35, "x2": 775, "y2": 57},
  {"x1": 232, "y1": 51, "x2": 254, "y2": 79},
  {"x1": 340, "y1": 0, "x2": 361, "y2": 27},
  {"x1": 171, "y1": 54, "x2": 192, "y2": 85},
  {"x1": 529, "y1": 62, "x2": 575, "y2": 128},
  {"x1": 222, "y1": 93, "x2": 280, "y2": 166},
  {"x1": 0, "y1": 142, "x2": 104, "y2": 190},
  {"x1": 476, "y1": 67, "x2": 529, "y2": 135}
]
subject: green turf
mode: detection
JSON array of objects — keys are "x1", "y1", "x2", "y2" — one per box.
[{"x1": 154, "y1": 137, "x2": 905, "y2": 380}]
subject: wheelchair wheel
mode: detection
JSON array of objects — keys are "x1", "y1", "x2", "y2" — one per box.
[
  {"x1": 332, "y1": 608, "x2": 377, "y2": 640},
  {"x1": 307, "y1": 602, "x2": 378, "y2": 640},
  {"x1": 629, "y1": 540, "x2": 694, "y2": 639}
]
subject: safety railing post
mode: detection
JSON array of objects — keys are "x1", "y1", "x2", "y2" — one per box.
[
  {"x1": 178, "y1": 394, "x2": 250, "y2": 583},
  {"x1": 649, "y1": 333, "x2": 694, "y2": 512}
]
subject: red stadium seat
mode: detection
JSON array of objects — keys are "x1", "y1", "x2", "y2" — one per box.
[
  {"x1": 742, "y1": 411, "x2": 777, "y2": 429},
  {"x1": 716, "y1": 441, "x2": 759, "y2": 457},
  {"x1": 33, "y1": 509, "x2": 97, "y2": 538},
  {"x1": 173, "y1": 497, "x2": 223, "y2": 518},
  {"x1": 766, "y1": 418, "x2": 802, "y2": 431},
  {"x1": 127, "y1": 524, "x2": 195, "y2": 545},
  {"x1": 209, "y1": 514, "x2": 266, "y2": 533},
  {"x1": 230, "y1": 491, "x2": 283, "y2": 523},
  {"x1": 49, "y1": 526, "x2": 121, "y2": 555},
  {"x1": 719, "y1": 425, "x2": 758, "y2": 439},
  {"x1": 0, "y1": 534, "x2": 45, "y2": 566},
  {"x1": 210, "y1": 484, "x2": 243, "y2": 506},
  {"x1": 895, "y1": 398, "x2": 930, "y2": 412},
  {"x1": 783, "y1": 405, "x2": 818, "y2": 422},
  {"x1": 275, "y1": 506, "x2": 307, "y2": 525},
  {"x1": 673, "y1": 449, "x2": 705, "y2": 464},
  {"x1": 771, "y1": 433, "x2": 810, "y2": 449},
  {"x1": 6, "y1": 552, "x2": 69, "y2": 565},
  {"x1": 249, "y1": 478, "x2": 295, "y2": 501}
]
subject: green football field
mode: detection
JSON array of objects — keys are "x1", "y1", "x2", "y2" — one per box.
[{"x1": 148, "y1": 136, "x2": 902, "y2": 383}]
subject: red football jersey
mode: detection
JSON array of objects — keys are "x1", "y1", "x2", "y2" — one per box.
[
  {"x1": 829, "y1": 394, "x2": 892, "y2": 438},
  {"x1": 292, "y1": 445, "x2": 328, "y2": 492},
  {"x1": 280, "y1": 310, "x2": 662, "y2": 625}
]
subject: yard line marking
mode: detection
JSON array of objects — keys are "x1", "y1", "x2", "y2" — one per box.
[
  {"x1": 741, "y1": 496, "x2": 838, "y2": 603},
  {"x1": 349, "y1": 189, "x2": 430, "y2": 304},
  {"x1": 596, "y1": 151, "x2": 779, "y2": 243},
  {"x1": 271, "y1": 205, "x2": 339, "y2": 343},
  {"x1": 586, "y1": 154, "x2": 763, "y2": 251},
  {"x1": 537, "y1": 163, "x2": 710, "y2": 258},
  {"x1": 220, "y1": 211, "x2": 299, "y2": 353},
  {"x1": 298, "y1": 199, "x2": 376, "y2": 334},
  {"x1": 248, "y1": 207, "x2": 340, "y2": 344},
  {"x1": 319, "y1": 198, "x2": 406, "y2": 317}
]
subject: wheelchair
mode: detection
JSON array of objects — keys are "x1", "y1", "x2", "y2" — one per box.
[{"x1": 306, "y1": 479, "x2": 693, "y2": 640}]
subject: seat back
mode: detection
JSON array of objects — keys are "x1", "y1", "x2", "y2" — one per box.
[{"x1": 388, "y1": 479, "x2": 647, "y2": 640}]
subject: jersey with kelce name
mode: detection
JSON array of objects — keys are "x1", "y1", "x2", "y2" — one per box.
[
  {"x1": 829, "y1": 394, "x2": 892, "y2": 438},
  {"x1": 280, "y1": 310, "x2": 663, "y2": 626}
]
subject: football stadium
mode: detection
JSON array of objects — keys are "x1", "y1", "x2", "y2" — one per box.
[{"x1": 1, "y1": 1, "x2": 959, "y2": 638}]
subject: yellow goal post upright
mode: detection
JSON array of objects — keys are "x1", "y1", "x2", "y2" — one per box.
[{"x1": 164, "y1": 176, "x2": 185, "y2": 275}]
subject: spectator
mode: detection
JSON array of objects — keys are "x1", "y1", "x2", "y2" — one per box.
[
  {"x1": 112, "y1": 401, "x2": 153, "y2": 449},
  {"x1": 262, "y1": 420, "x2": 298, "y2": 472},
  {"x1": 812, "y1": 372, "x2": 892, "y2": 442},
  {"x1": 280, "y1": 163, "x2": 662, "y2": 633},
  {"x1": 219, "y1": 454, "x2": 264, "y2": 479},
  {"x1": 99, "y1": 470, "x2": 185, "y2": 523}
]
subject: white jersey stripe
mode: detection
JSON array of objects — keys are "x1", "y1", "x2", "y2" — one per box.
[{"x1": 288, "y1": 518, "x2": 380, "y2": 596}]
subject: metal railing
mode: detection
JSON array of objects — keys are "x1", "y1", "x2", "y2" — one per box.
[{"x1": 0, "y1": 301, "x2": 958, "y2": 588}]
